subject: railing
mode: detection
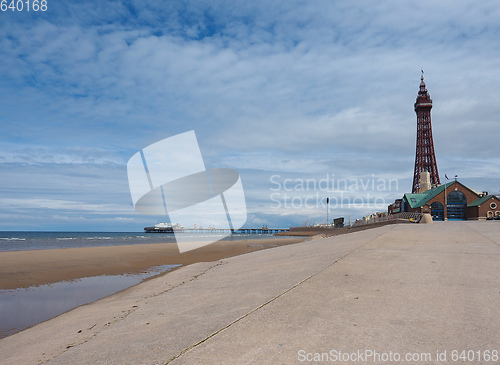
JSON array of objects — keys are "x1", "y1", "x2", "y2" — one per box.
[
  {"x1": 393, "y1": 212, "x2": 424, "y2": 222},
  {"x1": 351, "y1": 212, "x2": 424, "y2": 226}
]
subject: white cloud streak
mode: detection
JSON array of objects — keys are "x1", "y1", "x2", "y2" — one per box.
[{"x1": 0, "y1": 198, "x2": 131, "y2": 215}]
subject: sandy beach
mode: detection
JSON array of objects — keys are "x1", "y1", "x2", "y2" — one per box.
[
  {"x1": 0, "y1": 237, "x2": 305, "y2": 290},
  {"x1": 1, "y1": 222, "x2": 498, "y2": 365}
]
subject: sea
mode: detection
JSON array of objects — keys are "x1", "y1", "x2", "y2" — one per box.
[
  {"x1": 0, "y1": 231, "x2": 283, "y2": 339},
  {"x1": 0, "y1": 231, "x2": 279, "y2": 252}
]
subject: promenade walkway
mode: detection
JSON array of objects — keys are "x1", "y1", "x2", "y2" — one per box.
[{"x1": 1, "y1": 221, "x2": 498, "y2": 364}]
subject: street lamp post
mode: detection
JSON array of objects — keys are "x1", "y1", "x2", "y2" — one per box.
[
  {"x1": 444, "y1": 174, "x2": 451, "y2": 221},
  {"x1": 326, "y1": 197, "x2": 329, "y2": 224}
]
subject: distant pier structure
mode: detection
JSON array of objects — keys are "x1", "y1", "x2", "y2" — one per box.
[
  {"x1": 144, "y1": 224, "x2": 288, "y2": 234},
  {"x1": 412, "y1": 71, "x2": 440, "y2": 193}
]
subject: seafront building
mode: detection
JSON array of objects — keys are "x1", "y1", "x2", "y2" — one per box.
[
  {"x1": 389, "y1": 180, "x2": 500, "y2": 221},
  {"x1": 388, "y1": 74, "x2": 500, "y2": 221}
]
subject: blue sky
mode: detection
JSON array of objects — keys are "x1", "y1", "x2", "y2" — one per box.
[{"x1": 1, "y1": 0, "x2": 499, "y2": 231}]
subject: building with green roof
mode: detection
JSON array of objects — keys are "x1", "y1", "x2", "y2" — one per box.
[{"x1": 389, "y1": 180, "x2": 500, "y2": 221}]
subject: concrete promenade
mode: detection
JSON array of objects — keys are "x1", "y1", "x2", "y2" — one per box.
[{"x1": 1, "y1": 221, "x2": 499, "y2": 364}]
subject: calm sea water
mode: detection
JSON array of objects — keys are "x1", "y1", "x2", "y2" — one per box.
[
  {"x1": 0, "y1": 264, "x2": 181, "y2": 339},
  {"x1": 0, "y1": 231, "x2": 284, "y2": 252}
]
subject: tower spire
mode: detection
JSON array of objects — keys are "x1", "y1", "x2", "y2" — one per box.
[
  {"x1": 419, "y1": 70, "x2": 427, "y2": 95},
  {"x1": 412, "y1": 73, "x2": 440, "y2": 193}
]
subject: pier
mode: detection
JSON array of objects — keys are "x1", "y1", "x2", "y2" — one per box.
[{"x1": 144, "y1": 227, "x2": 289, "y2": 234}]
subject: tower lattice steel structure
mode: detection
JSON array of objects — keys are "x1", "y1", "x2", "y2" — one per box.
[{"x1": 412, "y1": 73, "x2": 440, "y2": 193}]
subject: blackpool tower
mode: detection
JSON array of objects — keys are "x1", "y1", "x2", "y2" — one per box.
[{"x1": 412, "y1": 72, "x2": 440, "y2": 193}]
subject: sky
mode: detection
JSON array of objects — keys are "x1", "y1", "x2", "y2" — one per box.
[{"x1": 1, "y1": 0, "x2": 499, "y2": 231}]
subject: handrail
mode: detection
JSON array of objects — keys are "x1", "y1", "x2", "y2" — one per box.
[{"x1": 351, "y1": 212, "x2": 424, "y2": 226}]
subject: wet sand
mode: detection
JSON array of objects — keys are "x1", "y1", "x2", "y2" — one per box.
[{"x1": 0, "y1": 238, "x2": 305, "y2": 290}]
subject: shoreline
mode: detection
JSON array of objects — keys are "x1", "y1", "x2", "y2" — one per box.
[{"x1": 0, "y1": 237, "x2": 306, "y2": 290}]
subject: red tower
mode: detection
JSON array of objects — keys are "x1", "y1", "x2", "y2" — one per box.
[{"x1": 412, "y1": 73, "x2": 440, "y2": 193}]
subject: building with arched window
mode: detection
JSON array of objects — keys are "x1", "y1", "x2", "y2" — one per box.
[{"x1": 391, "y1": 180, "x2": 500, "y2": 221}]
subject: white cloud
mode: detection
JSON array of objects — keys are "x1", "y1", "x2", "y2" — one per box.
[
  {"x1": 219, "y1": 154, "x2": 330, "y2": 173},
  {"x1": 0, "y1": 198, "x2": 130, "y2": 215},
  {"x1": 0, "y1": 145, "x2": 125, "y2": 165}
]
